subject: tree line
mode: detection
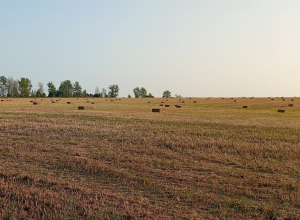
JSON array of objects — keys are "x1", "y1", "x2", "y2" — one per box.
[{"x1": 0, "y1": 75, "x2": 175, "y2": 98}]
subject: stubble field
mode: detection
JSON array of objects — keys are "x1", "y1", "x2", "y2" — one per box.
[{"x1": 0, "y1": 97, "x2": 300, "y2": 219}]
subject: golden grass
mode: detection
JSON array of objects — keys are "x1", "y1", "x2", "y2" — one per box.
[{"x1": 0, "y1": 97, "x2": 300, "y2": 219}]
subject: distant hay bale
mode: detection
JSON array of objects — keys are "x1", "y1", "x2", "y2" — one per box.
[
  {"x1": 193, "y1": 101, "x2": 196, "y2": 103},
  {"x1": 288, "y1": 104, "x2": 293, "y2": 107},
  {"x1": 271, "y1": 99, "x2": 275, "y2": 100},
  {"x1": 159, "y1": 104, "x2": 163, "y2": 106},
  {"x1": 30, "y1": 101, "x2": 33, "y2": 102},
  {"x1": 166, "y1": 99, "x2": 168, "y2": 101},
  {"x1": 243, "y1": 106, "x2": 248, "y2": 108},
  {"x1": 148, "y1": 102, "x2": 150, "y2": 103},
  {"x1": 234, "y1": 100, "x2": 237, "y2": 102},
  {"x1": 67, "y1": 102, "x2": 73, "y2": 104},
  {"x1": 282, "y1": 99, "x2": 285, "y2": 101},
  {"x1": 91, "y1": 102, "x2": 94, "y2": 104},
  {"x1": 291, "y1": 99, "x2": 295, "y2": 101},
  {"x1": 165, "y1": 105, "x2": 170, "y2": 107},
  {"x1": 152, "y1": 108, "x2": 166, "y2": 113},
  {"x1": 78, "y1": 106, "x2": 93, "y2": 110},
  {"x1": 87, "y1": 101, "x2": 90, "y2": 102},
  {"x1": 278, "y1": 109, "x2": 285, "y2": 113},
  {"x1": 182, "y1": 101, "x2": 185, "y2": 103},
  {"x1": 161, "y1": 102, "x2": 164, "y2": 103},
  {"x1": 33, "y1": 101, "x2": 40, "y2": 105},
  {"x1": 175, "y1": 105, "x2": 182, "y2": 108},
  {"x1": 52, "y1": 101, "x2": 56, "y2": 103},
  {"x1": 111, "y1": 100, "x2": 113, "y2": 102}
]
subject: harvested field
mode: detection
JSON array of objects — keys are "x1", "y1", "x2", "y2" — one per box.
[{"x1": 0, "y1": 97, "x2": 300, "y2": 219}]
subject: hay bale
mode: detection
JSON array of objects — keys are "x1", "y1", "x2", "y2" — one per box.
[
  {"x1": 175, "y1": 105, "x2": 182, "y2": 108},
  {"x1": 234, "y1": 100, "x2": 237, "y2": 102},
  {"x1": 271, "y1": 99, "x2": 275, "y2": 100},
  {"x1": 152, "y1": 108, "x2": 166, "y2": 113},
  {"x1": 78, "y1": 106, "x2": 93, "y2": 110},
  {"x1": 148, "y1": 102, "x2": 150, "y2": 103},
  {"x1": 291, "y1": 99, "x2": 295, "y2": 101},
  {"x1": 159, "y1": 104, "x2": 163, "y2": 106},
  {"x1": 91, "y1": 102, "x2": 94, "y2": 104},
  {"x1": 182, "y1": 101, "x2": 185, "y2": 103},
  {"x1": 243, "y1": 106, "x2": 248, "y2": 108},
  {"x1": 161, "y1": 102, "x2": 164, "y2": 103},
  {"x1": 33, "y1": 101, "x2": 40, "y2": 105},
  {"x1": 288, "y1": 104, "x2": 293, "y2": 107},
  {"x1": 67, "y1": 102, "x2": 73, "y2": 104},
  {"x1": 193, "y1": 101, "x2": 196, "y2": 103},
  {"x1": 87, "y1": 101, "x2": 90, "y2": 102},
  {"x1": 278, "y1": 109, "x2": 285, "y2": 113},
  {"x1": 30, "y1": 101, "x2": 33, "y2": 102},
  {"x1": 165, "y1": 105, "x2": 170, "y2": 107},
  {"x1": 52, "y1": 101, "x2": 56, "y2": 103},
  {"x1": 282, "y1": 99, "x2": 285, "y2": 101}
]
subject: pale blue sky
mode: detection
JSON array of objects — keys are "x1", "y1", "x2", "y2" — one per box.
[{"x1": 1, "y1": 1, "x2": 300, "y2": 97}]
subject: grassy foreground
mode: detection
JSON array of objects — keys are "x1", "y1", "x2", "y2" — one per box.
[{"x1": 0, "y1": 97, "x2": 300, "y2": 219}]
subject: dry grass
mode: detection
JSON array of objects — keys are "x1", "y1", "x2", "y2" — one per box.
[{"x1": 0, "y1": 97, "x2": 300, "y2": 219}]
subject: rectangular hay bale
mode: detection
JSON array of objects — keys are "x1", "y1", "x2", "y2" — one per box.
[
  {"x1": 78, "y1": 106, "x2": 93, "y2": 110},
  {"x1": 278, "y1": 109, "x2": 285, "y2": 113},
  {"x1": 243, "y1": 106, "x2": 248, "y2": 108},
  {"x1": 152, "y1": 108, "x2": 166, "y2": 113}
]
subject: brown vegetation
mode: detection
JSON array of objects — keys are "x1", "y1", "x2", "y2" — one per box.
[{"x1": 0, "y1": 97, "x2": 300, "y2": 219}]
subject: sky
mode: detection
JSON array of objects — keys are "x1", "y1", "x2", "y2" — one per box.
[{"x1": 1, "y1": 0, "x2": 300, "y2": 97}]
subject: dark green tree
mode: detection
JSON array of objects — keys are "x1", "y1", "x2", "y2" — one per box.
[
  {"x1": 108, "y1": 84, "x2": 119, "y2": 98},
  {"x1": 139, "y1": 87, "x2": 147, "y2": 98},
  {"x1": 18, "y1": 78, "x2": 32, "y2": 97},
  {"x1": 73, "y1": 81, "x2": 82, "y2": 97},
  {"x1": 147, "y1": 93, "x2": 154, "y2": 98},
  {"x1": 162, "y1": 90, "x2": 171, "y2": 98},
  {"x1": 47, "y1": 82, "x2": 57, "y2": 97},
  {"x1": 59, "y1": 80, "x2": 73, "y2": 97},
  {"x1": 133, "y1": 87, "x2": 140, "y2": 98}
]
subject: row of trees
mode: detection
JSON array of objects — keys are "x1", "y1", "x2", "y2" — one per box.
[
  {"x1": 0, "y1": 75, "x2": 175, "y2": 98},
  {"x1": 0, "y1": 76, "x2": 120, "y2": 98}
]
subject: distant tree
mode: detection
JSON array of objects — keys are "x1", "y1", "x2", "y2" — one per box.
[
  {"x1": 47, "y1": 82, "x2": 57, "y2": 97},
  {"x1": 11, "y1": 79, "x2": 20, "y2": 97},
  {"x1": 140, "y1": 87, "x2": 147, "y2": 98},
  {"x1": 101, "y1": 88, "x2": 107, "y2": 98},
  {"x1": 18, "y1": 78, "x2": 32, "y2": 97},
  {"x1": 59, "y1": 80, "x2": 73, "y2": 97},
  {"x1": 128, "y1": 94, "x2": 131, "y2": 98},
  {"x1": 36, "y1": 82, "x2": 45, "y2": 97},
  {"x1": 30, "y1": 90, "x2": 37, "y2": 97},
  {"x1": 108, "y1": 84, "x2": 119, "y2": 98},
  {"x1": 162, "y1": 90, "x2": 171, "y2": 98},
  {"x1": 0, "y1": 76, "x2": 7, "y2": 97},
  {"x1": 94, "y1": 86, "x2": 100, "y2": 97},
  {"x1": 82, "y1": 89, "x2": 87, "y2": 97},
  {"x1": 73, "y1": 81, "x2": 82, "y2": 97},
  {"x1": 133, "y1": 87, "x2": 140, "y2": 98},
  {"x1": 174, "y1": 93, "x2": 182, "y2": 98},
  {"x1": 147, "y1": 93, "x2": 154, "y2": 98}
]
